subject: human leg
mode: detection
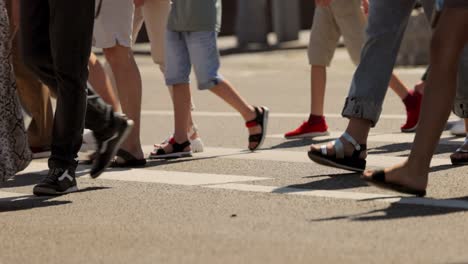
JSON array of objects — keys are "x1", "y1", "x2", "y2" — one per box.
[
  {"x1": 284, "y1": 5, "x2": 337, "y2": 139},
  {"x1": 362, "y1": 7, "x2": 468, "y2": 195},
  {"x1": 187, "y1": 31, "x2": 268, "y2": 151},
  {"x1": 308, "y1": 0, "x2": 417, "y2": 171},
  {"x1": 88, "y1": 52, "x2": 120, "y2": 111}
]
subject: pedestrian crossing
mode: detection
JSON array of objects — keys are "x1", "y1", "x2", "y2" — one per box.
[{"x1": 4, "y1": 134, "x2": 468, "y2": 210}]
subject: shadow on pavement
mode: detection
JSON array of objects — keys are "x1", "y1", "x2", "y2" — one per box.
[
  {"x1": 285, "y1": 173, "x2": 367, "y2": 190},
  {"x1": 0, "y1": 187, "x2": 109, "y2": 213},
  {"x1": 269, "y1": 138, "x2": 333, "y2": 150},
  {"x1": 309, "y1": 200, "x2": 467, "y2": 222}
]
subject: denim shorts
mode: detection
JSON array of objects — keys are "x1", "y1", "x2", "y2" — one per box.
[{"x1": 165, "y1": 30, "x2": 224, "y2": 90}]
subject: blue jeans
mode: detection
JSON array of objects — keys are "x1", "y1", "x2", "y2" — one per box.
[
  {"x1": 341, "y1": 0, "x2": 420, "y2": 126},
  {"x1": 165, "y1": 30, "x2": 224, "y2": 90}
]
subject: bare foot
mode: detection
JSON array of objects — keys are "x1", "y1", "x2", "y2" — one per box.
[{"x1": 362, "y1": 162, "x2": 428, "y2": 191}]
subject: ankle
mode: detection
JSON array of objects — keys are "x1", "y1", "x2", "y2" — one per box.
[{"x1": 307, "y1": 114, "x2": 325, "y2": 125}]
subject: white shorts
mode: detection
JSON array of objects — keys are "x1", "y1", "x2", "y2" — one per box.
[{"x1": 93, "y1": 0, "x2": 135, "y2": 48}]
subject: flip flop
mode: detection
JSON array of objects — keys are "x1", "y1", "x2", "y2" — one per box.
[
  {"x1": 362, "y1": 170, "x2": 426, "y2": 197},
  {"x1": 111, "y1": 149, "x2": 147, "y2": 168},
  {"x1": 246, "y1": 106, "x2": 269, "y2": 151},
  {"x1": 451, "y1": 138, "x2": 468, "y2": 165},
  {"x1": 308, "y1": 132, "x2": 367, "y2": 172}
]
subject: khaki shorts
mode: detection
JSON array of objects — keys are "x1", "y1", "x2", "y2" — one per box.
[
  {"x1": 308, "y1": 0, "x2": 366, "y2": 66},
  {"x1": 133, "y1": 0, "x2": 170, "y2": 71},
  {"x1": 93, "y1": 0, "x2": 134, "y2": 48}
]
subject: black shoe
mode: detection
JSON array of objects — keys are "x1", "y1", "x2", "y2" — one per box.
[
  {"x1": 90, "y1": 114, "x2": 134, "y2": 178},
  {"x1": 33, "y1": 166, "x2": 78, "y2": 196}
]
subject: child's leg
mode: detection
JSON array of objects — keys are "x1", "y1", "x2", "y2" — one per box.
[
  {"x1": 88, "y1": 52, "x2": 120, "y2": 111},
  {"x1": 151, "y1": 30, "x2": 192, "y2": 157},
  {"x1": 310, "y1": 65, "x2": 326, "y2": 116},
  {"x1": 283, "y1": 5, "x2": 337, "y2": 139},
  {"x1": 187, "y1": 31, "x2": 267, "y2": 150}
]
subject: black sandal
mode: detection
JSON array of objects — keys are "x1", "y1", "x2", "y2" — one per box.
[
  {"x1": 362, "y1": 170, "x2": 426, "y2": 197},
  {"x1": 245, "y1": 106, "x2": 269, "y2": 151},
  {"x1": 148, "y1": 138, "x2": 192, "y2": 159},
  {"x1": 451, "y1": 138, "x2": 468, "y2": 165},
  {"x1": 308, "y1": 132, "x2": 367, "y2": 172},
  {"x1": 111, "y1": 149, "x2": 147, "y2": 168}
]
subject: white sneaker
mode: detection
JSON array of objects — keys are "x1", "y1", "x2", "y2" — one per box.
[{"x1": 451, "y1": 119, "x2": 466, "y2": 137}]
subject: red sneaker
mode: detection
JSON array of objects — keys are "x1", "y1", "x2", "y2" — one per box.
[
  {"x1": 401, "y1": 90, "x2": 423, "y2": 132},
  {"x1": 284, "y1": 119, "x2": 329, "y2": 139}
]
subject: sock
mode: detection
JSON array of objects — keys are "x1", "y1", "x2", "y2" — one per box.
[{"x1": 307, "y1": 114, "x2": 325, "y2": 125}]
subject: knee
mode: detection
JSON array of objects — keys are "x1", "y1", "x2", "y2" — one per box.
[{"x1": 103, "y1": 45, "x2": 133, "y2": 67}]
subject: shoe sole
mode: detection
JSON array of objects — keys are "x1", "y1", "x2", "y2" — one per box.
[
  {"x1": 90, "y1": 119, "x2": 134, "y2": 179},
  {"x1": 307, "y1": 151, "x2": 365, "y2": 173},
  {"x1": 33, "y1": 186, "x2": 79, "y2": 196},
  {"x1": 249, "y1": 106, "x2": 269, "y2": 151},
  {"x1": 148, "y1": 151, "x2": 193, "y2": 160},
  {"x1": 401, "y1": 124, "x2": 418, "y2": 133},
  {"x1": 284, "y1": 131, "x2": 330, "y2": 140}
]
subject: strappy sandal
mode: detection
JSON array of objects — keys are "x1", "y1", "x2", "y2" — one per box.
[
  {"x1": 451, "y1": 137, "x2": 468, "y2": 165},
  {"x1": 246, "y1": 106, "x2": 269, "y2": 151},
  {"x1": 111, "y1": 149, "x2": 147, "y2": 168},
  {"x1": 307, "y1": 132, "x2": 367, "y2": 172},
  {"x1": 148, "y1": 138, "x2": 192, "y2": 159},
  {"x1": 362, "y1": 170, "x2": 426, "y2": 197}
]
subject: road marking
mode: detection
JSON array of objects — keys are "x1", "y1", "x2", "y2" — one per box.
[
  {"x1": 19, "y1": 161, "x2": 270, "y2": 186},
  {"x1": 268, "y1": 131, "x2": 464, "y2": 146},
  {"x1": 206, "y1": 183, "x2": 468, "y2": 209},
  {"x1": 98, "y1": 169, "x2": 270, "y2": 185},
  {"x1": 140, "y1": 146, "x2": 450, "y2": 168}
]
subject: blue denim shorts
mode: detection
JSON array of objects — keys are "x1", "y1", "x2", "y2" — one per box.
[{"x1": 165, "y1": 30, "x2": 224, "y2": 90}]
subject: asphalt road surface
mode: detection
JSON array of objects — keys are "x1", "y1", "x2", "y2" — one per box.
[{"x1": 1, "y1": 36, "x2": 467, "y2": 264}]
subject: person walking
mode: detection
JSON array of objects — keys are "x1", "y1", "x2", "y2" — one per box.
[
  {"x1": 0, "y1": 0, "x2": 31, "y2": 182},
  {"x1": 362, "y1": 0, "x2": 468, "y2": 196},
  {"x1": 149, "y1": 0, "x2": 269, "y2": 159},
  {"x1": 308, "y1": 0, "x2": 436, "y2": 172},
  {"x1": 92, "y1": 0, "x2": 146, "y2": 167},
  {"x1": 284, "y1": 0, "x2": 422, "y2": 140},
  {"x1": 21, "y1": 0, "x2": 134, "y2": 195}
]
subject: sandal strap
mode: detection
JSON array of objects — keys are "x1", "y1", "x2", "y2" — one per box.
[
  {"x1": 245, "y1": 107, "x2": 263, "y2": 128},
  {"x1": 333, "y1": 139, "x2": 345, "y2": 159},
  {"x1": 168, "y1": 138, "x2": 191, "y2": 152},
  {"x1": 249, "y1": 134, "x2": 262, "y2": 142},
  {"x1": 342, "y1": 132, "x2": 362, "y2": 151},
  {"x1": 456, "y1": 137, "x2": 468, "y2": 152}
]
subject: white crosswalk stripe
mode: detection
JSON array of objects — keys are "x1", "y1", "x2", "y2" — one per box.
[
  {"x1": 268, "y1": 131, "x2": 465, "y2": 146},
  {"x1": 10, "y1": 144, "x2": 466, "y2": 209}
]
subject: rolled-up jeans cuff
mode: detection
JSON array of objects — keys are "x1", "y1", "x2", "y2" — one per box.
[
  {"x1": 453, "y1": 99, "x2": 468, "y2": 118},
  {"x1": 198, "y1": 77, "x2": 223, "y2": 91},
  {"x1": 341, "y1": 97, "x2": 382, "y2": 127}
]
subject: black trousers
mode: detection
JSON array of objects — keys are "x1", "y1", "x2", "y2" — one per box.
[{"x1": 20, "y1": 0, "x2": 113, "y2": 167}]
